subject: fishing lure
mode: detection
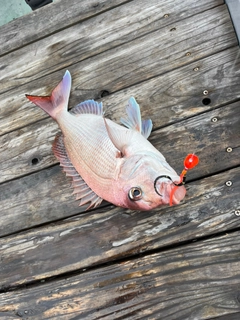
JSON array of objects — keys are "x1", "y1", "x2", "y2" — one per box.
[{"x1": 169, "y1": 154, "x2": 199, "y2": 206}]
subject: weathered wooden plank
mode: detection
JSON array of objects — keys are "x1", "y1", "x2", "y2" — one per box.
[
  {"x1": 0, "y1": 0, "x2": 130, "y2": 57},
  {"x1": 0, "y1": 231, "x2": 240, "y2": 319},
  {"x1": 0, "y1": 4, "x2": 236, "y2": 124},
  {"x1": 0, "y1": 165, "x2": 239, "y2": 287},
  {"x1": 208, "y1": 314, "x2": 240, "y2": 320},
  {"x1": 0, "y1": 31, "x2": 239, "y2": 140},
  {"x1": 0, "y1": 1, "x2": 229, "y2": 96},
  {"x1": 0, "y1": 1, "x2": 238, "y2": 318},
  {"x1": 1, "y1": 83, "x2": 239, "y2": 185},
  {"x1": 0, "y1": 100, "x2": 239, "y2": 236}
]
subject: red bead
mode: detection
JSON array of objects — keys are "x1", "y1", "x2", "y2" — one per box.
[{"x1": 184, "y1": 154, "x2": 199, "y2": 170}]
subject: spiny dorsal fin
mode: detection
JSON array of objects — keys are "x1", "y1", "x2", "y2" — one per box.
[
  {"x1": 70, "y1": 100, "x2": 103, "y2": 116},
  {"x1": 120, "y1": 97, "x2": 153, "y2": 139},
  {"x1": 52, "y1": 134, "x2": 103, "y2": 210}
]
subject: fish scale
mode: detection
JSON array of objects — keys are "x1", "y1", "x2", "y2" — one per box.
[{"x1": 60, "y1": 114, "x2": 119, "y2": 180}]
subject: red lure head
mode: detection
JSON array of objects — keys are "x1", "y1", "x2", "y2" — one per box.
[
  {"x1": 169, "y1": 153, "x2": 199, "y2": 206},
  {"x1": 184, "y1": 154, "x2": 199, "y2": 170}
]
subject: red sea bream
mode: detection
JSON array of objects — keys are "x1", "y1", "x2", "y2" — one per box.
[{"x1": 26, "y1": 71, "x2": 186, "y2": 210}]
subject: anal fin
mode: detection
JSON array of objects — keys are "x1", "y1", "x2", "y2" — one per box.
[{"x1": 52, "y1": 134, "x2": 103, "y2": 210}]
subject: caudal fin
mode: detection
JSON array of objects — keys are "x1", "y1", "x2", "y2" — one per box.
[{"x1": 26, "y1": 70, "x2": 71, "y2": 120}]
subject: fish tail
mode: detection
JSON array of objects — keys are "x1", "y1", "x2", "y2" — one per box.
[{"x1": 25, "y1": 70, "x2": 71, "y2": 120}]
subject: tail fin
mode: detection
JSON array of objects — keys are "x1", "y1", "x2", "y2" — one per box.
[{"x1": 26, "y1": 70, "x2": 71, "y2": 120}]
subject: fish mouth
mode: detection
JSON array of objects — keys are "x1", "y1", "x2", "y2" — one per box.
[
  {"x1": 169, "y1": 184, "x2": 186, "y2": 205},
  {"x1": 154, "y1": 175, "x2": 186, "y2": 205}
]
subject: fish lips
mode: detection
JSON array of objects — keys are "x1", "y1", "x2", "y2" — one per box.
[{"x1": 155, "y1": 177, "x2": 186, "y2": 205}]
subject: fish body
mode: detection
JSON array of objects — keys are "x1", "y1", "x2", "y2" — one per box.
[{"x1": 26, "y1": 71, "x2": 186, "y2": 210}]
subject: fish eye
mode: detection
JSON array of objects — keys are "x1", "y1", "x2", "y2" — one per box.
[{"x1": 128, "y1": 187, "x2": 142, "y2": 201}]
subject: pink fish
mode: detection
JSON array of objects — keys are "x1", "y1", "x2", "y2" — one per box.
[{"x1": 26, "y1": 71, "x2": 186, "y2": 210}]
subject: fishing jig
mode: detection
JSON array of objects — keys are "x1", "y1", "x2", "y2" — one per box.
[{"x1": 169, "y1": 153, "x2": 199, "y2": 206}]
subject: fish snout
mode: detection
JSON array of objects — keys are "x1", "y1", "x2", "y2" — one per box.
[
  {"x1": 170, "y1": 184, "x2": 186, "y2": 205},
  {"x1": 163, "y1": 183, "x2": 186, "y2": 205},
  {"x1": 154, "y1": 177, "x2": 186, "y2": 205}
]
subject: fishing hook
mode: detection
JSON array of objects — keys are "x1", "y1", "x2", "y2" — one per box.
[{"x1": 154, "y1": 175, "x2": 185, "y2": 197}]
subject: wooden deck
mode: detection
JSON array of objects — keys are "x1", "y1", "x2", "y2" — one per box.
[{"x1": 0, "y1": 0, "x2": 240, "y2": 318}]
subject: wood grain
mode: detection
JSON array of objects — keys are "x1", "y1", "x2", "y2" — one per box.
[
  {"x1": 0, "y1": 4, "x2": 236, "y2": 135},
  {"x1": 1, "y1": 92, "x2": 239, "y2": 186},
  {"x1": 0, "y1": 231, "x2": 240, "y2": 319},
  {"x1": 0, "y1": 39, "x2": 239, "y2": 139},
  {"x1": 0, "y1": 0, "x2": 130, "y2": 56},
  {"x1": 1, "y1": 46, "x2": 240, "y2": 183},
  {"x1": 0, "y1": 100, "x2": 239, "y2": 236},
  {"x1": 208, "y1": 314, "x2": 240, "y2": 320},
  {"x1": 0, "y1": 0, "x2": 240, "y2": 319},
  {"x1": 0, "y1": 4, "x2": 236, "y2": 95},
  {"x1": 0, "y1": 165, "x2": 239, "y2": 288}
]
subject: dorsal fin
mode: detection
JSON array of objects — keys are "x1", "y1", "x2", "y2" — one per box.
[
  {"x1": 120, "y1": 97, "x2": 152, "y2": 139},
  {"x1": 141, "y1": 119, "x2": 153, "y2": 139},
  {"x1": 52, "y1": 134, "x2": 103, "y2": 209},
  {"x1": 70, "y1": 100, "x2": 103, "y2": 116}
]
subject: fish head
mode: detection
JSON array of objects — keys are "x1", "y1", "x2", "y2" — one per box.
[{"x1": 118, "y1": 154, "x2": 186, "y2": 210}]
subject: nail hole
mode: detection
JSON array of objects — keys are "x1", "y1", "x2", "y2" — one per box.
[
  {"x1": 170, "y1": 27, "x2": 176, "y2": 32},
  {"x1": 202, "y1": 98, "x2": 211, "y2": 105},
  {"x1": 31, "y1": 157, "x2": 40, "y2": 165},
  {"x1": 226, "y1": 181, "x2": 232, "y2": 187},
  {"x1": 164, "y1": 14, "x2": 169, "y2": 18},
  {"x1": 100, "y1": 90, "x2": 110, "y2": 98},
  {"x1": 235, "y1": 209, "x2": 240, "y2": 216}
]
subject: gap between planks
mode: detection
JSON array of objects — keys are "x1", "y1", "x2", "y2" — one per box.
[
  {"x1": 0, "y1": 2, "x2": 235, "y2": 98},
  {"x1": 0, "y1": 0, "x2": 133, "y2": 57},
  {"x1": 0, "y1": 230, "x2": 240, "y2": 319},
  {"x1": 0, "y1": 99, "x2": 239, "y2": 237},
  {"x1": 1, "y1": 222, "x2": 240, "y2": 294},
  {"x1": 0, "y1": 166, "x2": 239, "y2": 288},
  {"x1": 1, "y1": 97, "x2": 240, "y2": 184},
  {"x1": 1, "y1": 39, "x2": 239, "y2": 138}
]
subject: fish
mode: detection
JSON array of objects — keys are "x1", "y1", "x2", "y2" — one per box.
[{"x1": 26, "y1": 70, "x2": 186, "y2": 211}]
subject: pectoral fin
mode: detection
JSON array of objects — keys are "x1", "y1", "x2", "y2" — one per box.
[{"x1": 104, "y1": 119, "x2": 134, "y2": 157}]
